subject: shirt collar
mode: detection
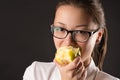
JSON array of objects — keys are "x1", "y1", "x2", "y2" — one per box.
[{"x1": 86, "y1": 58, "x2": 99, "y2": 80}]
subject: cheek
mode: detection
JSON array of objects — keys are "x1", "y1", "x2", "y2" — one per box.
[
  {"x1": 79, "y1": 36, "x2": 97, "y2": 60},
  {"x1": 53, "y1": 37, "x2": 63, "y2": 49},
  {"x1": 83, "y1": 42, "x2": 94, "y2": 55}
]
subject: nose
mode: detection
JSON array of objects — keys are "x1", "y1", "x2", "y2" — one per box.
[{"x1": 63, "y1": 33, "x2": 75, "y2": 46}]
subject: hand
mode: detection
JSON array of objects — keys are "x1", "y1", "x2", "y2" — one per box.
[{"x1": 54, "y1": 56, "x2": 87, "y2": 80}]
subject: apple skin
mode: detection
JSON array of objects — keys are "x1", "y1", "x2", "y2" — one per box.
[{"x1": 55, "y1": 46, "x2": 81, "y2": 65}]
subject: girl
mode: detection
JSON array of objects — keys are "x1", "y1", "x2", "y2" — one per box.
[{"x1": 23, "y1": 0, "x2": 119, "y2": 80}]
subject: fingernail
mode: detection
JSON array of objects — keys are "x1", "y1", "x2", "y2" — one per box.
[{"x1": 76, "y1": 58, "x2": 81, "y2": 66}]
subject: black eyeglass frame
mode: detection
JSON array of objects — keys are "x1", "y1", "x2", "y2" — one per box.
[{"x1": 50, "y1": 24, "x2": 100, "y2": 43}]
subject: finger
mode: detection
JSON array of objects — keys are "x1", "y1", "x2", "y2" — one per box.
[
  {"x1": 75, "y1": 65, "x2": 84, "y2": 76},
  {"x1": 67, "y1": 56, "x2": 81, "y2": 70},
  {"x1": 73, "y1": 59, "x2": 83, "y2": 73},
  {"x1": 80, "y1": 69, "x2": 87, "y2": 80},
  {"x1": 76, "y1": 61, "x2": 83, "y2": 69}
]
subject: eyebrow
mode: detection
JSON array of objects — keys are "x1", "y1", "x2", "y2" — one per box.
[
  {"x1": 76, "y1": 24, "x2": 88, "y2": 27},
  {"x1": 56, "y1": 22, "x2": 88, "y2": 27},
  {"x1": 56, "y1": 22, "x2": 65, "y2": 26}
]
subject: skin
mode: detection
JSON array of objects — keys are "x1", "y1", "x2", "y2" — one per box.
[{"x1": 53, "y1": 5, "x2": 104, "y2": 80}]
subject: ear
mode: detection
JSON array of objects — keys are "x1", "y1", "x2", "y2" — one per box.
[{"x1": 96, "y1": 28, "x2": 104, "y2": 44}]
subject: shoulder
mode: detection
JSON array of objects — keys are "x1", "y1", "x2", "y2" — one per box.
[
  {"x1": 24, "y1": 61, "x2": 56, "y2": 73},
  {"x1": 96, "y1": 70, "x2": 119, "y2": 80},
  {"x1": 23, "y1": 61, "x2": 58, "y2": 80}
]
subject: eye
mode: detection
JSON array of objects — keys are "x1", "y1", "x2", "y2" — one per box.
[
  {"x1": 76, "y1": 30, "x2": 88, "y2": 34},
  {"x1": 54, "y1": 27, "x2": 65, "y2": 32},
  {"x1": 79, "y1": 31, "x2": 88, "y2": 34},
  {"x1": 74, "y1": 30, "x2": 90, "y2": 37}
]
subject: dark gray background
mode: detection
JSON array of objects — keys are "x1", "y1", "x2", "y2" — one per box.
[{"x1": 0, "y1": 0, "x2": 120, "y2": 80}]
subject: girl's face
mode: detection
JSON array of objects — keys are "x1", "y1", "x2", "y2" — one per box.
[{"x1": 53, "y1": 5, "x2": 103, "y2": 66}]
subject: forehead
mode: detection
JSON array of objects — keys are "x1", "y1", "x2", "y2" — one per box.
[
  {"x1": 55, "y1": 5, "x2": 90, "y2": 22},
  {"x1": 54, "y1": 5, "x2": 97, "y2": 29}
]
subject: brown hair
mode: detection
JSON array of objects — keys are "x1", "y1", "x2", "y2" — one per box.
[{"x1": 55, "y1": 0, "x2": 108, "y2": 70}]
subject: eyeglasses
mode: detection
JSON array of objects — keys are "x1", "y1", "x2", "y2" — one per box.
[{"x1": 51, "y1": 24, "x2": 100, "y2": 43}]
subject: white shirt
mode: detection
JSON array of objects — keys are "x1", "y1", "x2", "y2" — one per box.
[{"x1": 23, "y1": 59, "x2": 119, "y2": 80}]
